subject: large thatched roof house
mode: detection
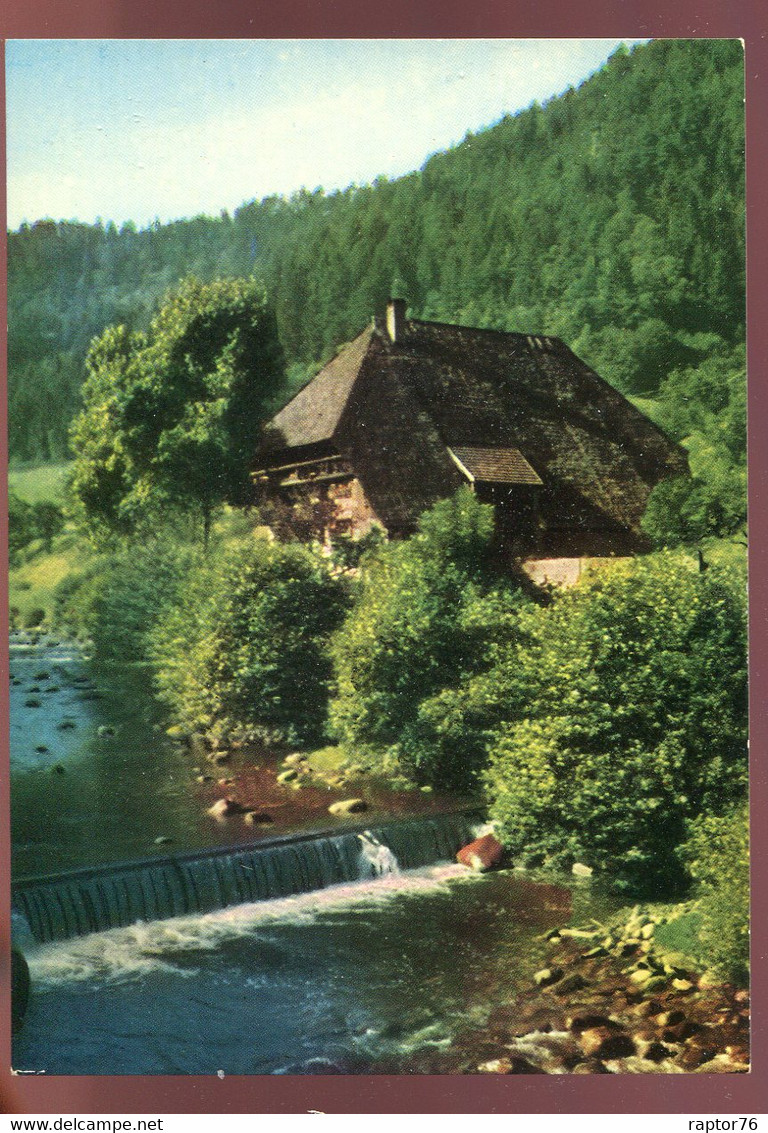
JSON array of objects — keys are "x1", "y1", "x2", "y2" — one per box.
[{"x1": 253, "y1": 300, "x2": 687, "y2": 584}]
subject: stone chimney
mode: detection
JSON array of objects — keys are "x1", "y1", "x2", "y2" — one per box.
[{"x1": 386, "y1": 297, "x2": 407, "y2": 344}]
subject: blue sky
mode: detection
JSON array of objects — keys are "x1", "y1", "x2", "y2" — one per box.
[{"x1": 6, "y1": 39, "x2": 647, "y2": 230}]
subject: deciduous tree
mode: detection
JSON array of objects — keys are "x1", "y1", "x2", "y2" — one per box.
[{"x1": 68, "y1": 277, "x2": 285, "y2": 543}]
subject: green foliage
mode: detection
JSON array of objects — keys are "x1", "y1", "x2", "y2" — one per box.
[
  {"x1": 53, "y1": 539, "x2": 198, "y2": 662},
  {"x1": 682, "y1": 802, "x2": 749, "y2": 984},
  {"x1": 642, "y1": 346, "x2": 746, "y2": 545},
  {"x1": 482, "y1": 554, "x2": 747, "y2": 892},
  {"x1": 8, "y1": 490, "x2": 65, "y2": 558},
  {"x1": 328, "y1": 524, "x2": 387, "y2": 571},
  {"x1": 329, "y1": 489, "x2": 523, "y2": 789},
  {"x1": 150, "y1": 537, "x2": 348, "y2": 746},
  {"x1": 8, "y1": 491, "x2": 34, "y2": 558},
  {"x1": 68, "y1": 277, "x2": 286, "y2": 543},
  {"x1": 9, "y1": 41, "x2": 744, "y2": 474}
]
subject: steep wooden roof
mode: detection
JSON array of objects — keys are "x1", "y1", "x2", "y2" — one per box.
[
  {"x1": 268, "y1": 328, "x2": 375, "y2": 448},
  {"x1": 258, "y1": 315, "x2": 688, "y2": 537}
]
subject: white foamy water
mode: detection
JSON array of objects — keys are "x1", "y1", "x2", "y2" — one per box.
[{"x1": 26, "y1": 863, "x2": 475, "y2": 989}]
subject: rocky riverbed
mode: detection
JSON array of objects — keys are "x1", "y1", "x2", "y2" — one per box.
[
  {"x1": 182, "y1": 730, "x2": 479, "y2": 837},
  {"x1": 441, "y1": 904, "x2": 749, "y2": 1074}
]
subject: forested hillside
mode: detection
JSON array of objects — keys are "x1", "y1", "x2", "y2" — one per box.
[{"x1": 8, "y1": 38, "x2": 744, "y2": 468}]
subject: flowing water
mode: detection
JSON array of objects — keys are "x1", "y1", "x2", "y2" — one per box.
[
  {"x1": 9, "y1": 634, "x2": 576, "y2": 1075},
  {"x1": 10, "y1": 634, "x2": 212, "y2": 878}
]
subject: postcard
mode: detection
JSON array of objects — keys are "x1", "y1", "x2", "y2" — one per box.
[{"x1": 2, "y1": 20, "x2": 765, "y2": 1120}]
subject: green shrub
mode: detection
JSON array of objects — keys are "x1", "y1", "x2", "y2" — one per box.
[
  {"x1": 9, "y1": 491, "x2": 65, "y2": 558},
  {"x1": 682, "y1": 803, "x2": 749, "y2": 984},
  {"x1": 484, "y1": 553, "x2": 747, "y2": 893},
  {"x1": 9, "y1": 491, "x2": 34, "y2": 559},
  {"x1": 329, "y1": 524, "x2": 387, "y2": 571},
  {"x1": 53, "y1": 539, "x2": 196, "y2": 660},
  {"x1": 150, "y1": 537, "x2": 348, "y2": 746}
]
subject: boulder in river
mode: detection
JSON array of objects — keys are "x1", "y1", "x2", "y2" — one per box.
[
  {"x1": 208, "y1": 797, "x2": 245, "y2": 818},
  {"x1": 243, "y1": 811, "x2": 275, "y2": 826},
  {"x1": 534, "y1": 967, "x2": 564, "y2": 988},
  {"x1": 578, "y1": 1024, "x2": 636, "y2": 1060},
  {"x1": 456, "y1": 833, "x2": 504, "y2": 872}
]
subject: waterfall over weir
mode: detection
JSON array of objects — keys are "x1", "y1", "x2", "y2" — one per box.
[{"x1": 12, "y1": 811, "x2": 481, "y2": 944}]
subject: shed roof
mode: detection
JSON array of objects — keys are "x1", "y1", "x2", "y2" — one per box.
[{"x1": 449, "y1": 445, "x2": 543, "y2": 485}]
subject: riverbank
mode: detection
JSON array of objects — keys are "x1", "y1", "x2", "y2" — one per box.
[{"x1": 179, "y1": 729, "x2": 480, "y2": 841}]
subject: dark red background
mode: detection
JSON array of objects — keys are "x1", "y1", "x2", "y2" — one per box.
[{"x1": 1, "y1": 0, "x2": 766, "y2": 1114}]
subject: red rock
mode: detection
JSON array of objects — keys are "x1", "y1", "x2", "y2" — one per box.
[
  {"x1": 595, "y1": 1033, "x2": 636, "y2": 1060},
  {"x1": 631, "y1": 999, "x2": 664, "y2": 1018},
  {"x1": 663, "y1": 1020, "x2": 703, "y2": 1042},
  {"x1": 692, "y1": 1054, "x2": 749, "y2": 1073},
  {"x1": 656, "y1": 1010, "x2": 686, "y2": 1027},
  {"x1": 552, "y1": 973, "x2": 589, "y2": 996},
  {"x1": 243, "y1": 810, "x2": 274, "y2": 825},
  {"x1": 508, "y1": 1056, "x2": 548, "y2": 1074},
  {"x1": 456, "y1": 834, "x2": 504, "y2": 872},
  {"x1": 477, "y1": 1058, "x2": 513, "y2": 1074}
]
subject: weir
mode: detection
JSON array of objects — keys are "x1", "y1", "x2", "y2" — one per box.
[{"x1": 12, "y1": 810, "x2": 482, "y2": 944}]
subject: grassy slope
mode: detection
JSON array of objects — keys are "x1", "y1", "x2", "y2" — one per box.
[
  {"x1": 9, "y1": 463, "x2": 82, "y2": 627},
  {"x1": 9, "y1": 535, "x2": 88, "y2": 628}
]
